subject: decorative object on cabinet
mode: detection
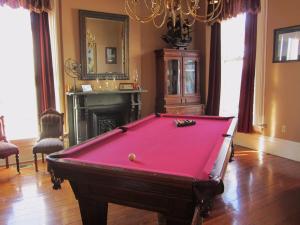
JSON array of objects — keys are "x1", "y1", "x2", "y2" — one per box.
[
  {"x1": 273, "y1": 25, "x2": 300, "y2": 63},
  {"x1": 155, "y1": 48, "x2": 205, "y2": 115},
  {"x1": 79, "y1": 10, "x2": 129, "y2": 80},
  {"x1": 161, "y1": 16, "x2": 192, "y2": 49},
  {"x1": 64, "y1": 58, "x2": 82, "y2": 92}
]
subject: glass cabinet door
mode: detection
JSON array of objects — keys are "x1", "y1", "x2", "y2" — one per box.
[
  {"x1": 167, "y1": 59, "x2": 181, "y2": 95},
  {"x1": 184, "y1": 59, "x2": 197, "y2": 95}
]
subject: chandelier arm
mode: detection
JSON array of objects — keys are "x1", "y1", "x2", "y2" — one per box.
[
  {"x1": 188, "y1": 0, "x2": 222, "y2": 21},
  {"x1": 201, "y1": 0, "x2": 223, "y2": 21},
  {"x1": 125, "y1": 0, "x2": 166, "y2": 22},
  {"x1": 152, "y1": 3, "x2": 168, "y2": 28},
  {"x1": 125, "y1": 0, "x2": 162, "y2": 23},
  {"x1": 125, "y1": 0, "x2": 224, "y2": 26},
  {"x1": 185, "y1": 0, "x2": 222, "y2": 18},
  {"x1": 143, "y1": 0, "x2": 153, "y2": 10},
  {"x1": 205, "y1": 0, "x2": 222, "y2": 17},
  {"x1": 143, "y1": 0, "x2": 164, "y2": 14}
]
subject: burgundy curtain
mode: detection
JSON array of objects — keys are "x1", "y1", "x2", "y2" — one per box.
[
  {"x1": 219, "y1": 0, "x2": 260, "y2": 21},
  {"x1": 237, "y1": 13, "x2": 258, "y2": 133},
  {"x1": 206, "y1": 22, "x2": 221, "y2": 116},
  {"x1": 0, "y1": 0, "x2": 51, "y2": 12},
  {"x1": 31, "y1": 11, "x2": 56, "y2": 116}
]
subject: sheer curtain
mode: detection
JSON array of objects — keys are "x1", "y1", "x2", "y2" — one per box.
[
  {"x1": 0, "y1": 6, "x2": 38, "y2": 140},
  {"x1": 219, "y1": 14, "x2": 246, "y2": 117}
]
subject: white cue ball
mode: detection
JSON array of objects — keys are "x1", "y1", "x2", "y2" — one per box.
[{"x1": 128, "y1": 153, "x2": 136, "y2": 161}]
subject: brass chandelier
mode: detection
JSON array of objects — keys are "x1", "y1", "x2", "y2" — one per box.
[{"x1": 125, "y1": 0, "x2": 223, "y2": 28}]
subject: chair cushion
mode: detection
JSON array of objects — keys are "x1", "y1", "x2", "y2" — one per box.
[
  {"x1": 0, "y1": 141, "x2": 19, "y2": 158},
  {"x1": 33, "y1": 138, "x2": 64, "y2": 154}
]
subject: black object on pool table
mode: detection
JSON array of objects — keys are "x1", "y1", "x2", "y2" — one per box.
[{"x1": 175, "y1": 119, "x2": 196, "y2": 127}]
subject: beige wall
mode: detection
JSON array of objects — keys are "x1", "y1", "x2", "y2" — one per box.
[
  {"x1": 60, "y1": 0, "x2": 141, "y2": 93},
  {"x1": 263, "y1": 0, "x2": 300, "y2": 142},
  {"x1": 202, "y1": 1, "x2": 300, "y2": 143}
]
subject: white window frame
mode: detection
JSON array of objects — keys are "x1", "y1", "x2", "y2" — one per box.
[
  {"x1": 48, "y1": 0, "x2": 63, "y2": 113},
  {"x1": 253, "y1": 0, "x2": 268, "y2": 132}
]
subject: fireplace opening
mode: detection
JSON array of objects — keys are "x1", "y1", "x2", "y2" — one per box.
[{"x1": 88, "y1": 108, "x2": 129, "y2": 138}]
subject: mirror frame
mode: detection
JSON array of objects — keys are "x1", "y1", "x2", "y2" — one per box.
[{"x1": 79, "y1": 10, "x2": 129, "y2": 80}]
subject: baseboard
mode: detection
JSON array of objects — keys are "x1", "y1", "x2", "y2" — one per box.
[{"x1": 234, "y1": 133, "x2": 300, "y2": 162}]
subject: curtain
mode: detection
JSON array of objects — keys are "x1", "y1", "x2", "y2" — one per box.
[
  {"x1": 237, "y1": 13, "x2": 258, "y2": 133},
  {"x1": 0, "y1": 0, "x2": 51, "y2": 12},
  {"x1": 31, "y1": 11, "x2": 56, "y2": 116},
  {"x1": 206, "y1": 0, "x2": 260, "y2": 118},
  {"x1": 219, "y1": 0, "x2": 260, "y2": 21},
  {"x1": 206, "y1": 22, "x2": 221, "y2": 116}
]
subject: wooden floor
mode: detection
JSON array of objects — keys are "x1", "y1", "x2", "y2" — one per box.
[{"x1": 1, "y1": 146, "x2": 300, "y2": 225}]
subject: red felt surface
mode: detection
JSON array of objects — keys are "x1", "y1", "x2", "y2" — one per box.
[{"x1": 64, "y1": 115, "x2": 233, "y2": 180}]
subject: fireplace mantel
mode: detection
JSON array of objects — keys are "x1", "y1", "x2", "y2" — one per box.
[{"x1": 67, "y1": 89, "x2": 147, "y2": 146}]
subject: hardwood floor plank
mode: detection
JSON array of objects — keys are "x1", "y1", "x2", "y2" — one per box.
[{"x1": 0, "y1": 146, "x2": 300, "y2": 225}]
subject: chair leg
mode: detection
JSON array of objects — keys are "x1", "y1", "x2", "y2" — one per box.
[
  {"x1": 42, "y1": 153, "x2": 44, "y2": 163},
  {"x1": 34, "y1": 153, "x2": 38, "y2": 172},
  {"x1": 5, "y1": 157, "x2": 9, "y2": 168},
  {"x1": 16, "y1": 153, "x2": 20, "y2": 174}
]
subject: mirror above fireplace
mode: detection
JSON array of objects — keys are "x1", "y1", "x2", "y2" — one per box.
[{"x1": 79, "y1": 10, "x2": 129, "y2": 80}]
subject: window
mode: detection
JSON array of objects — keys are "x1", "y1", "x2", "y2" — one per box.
[
  {"x1": 0, "y1": 6, "x2": 38, "y2": 140},
  {"x1": 219, "y1": 14, "x2": 246, "y2": 117}
]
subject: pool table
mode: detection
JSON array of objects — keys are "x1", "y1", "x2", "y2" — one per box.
[{"x1": 47, "y1": 114, "x2": 237, "y2": 225}]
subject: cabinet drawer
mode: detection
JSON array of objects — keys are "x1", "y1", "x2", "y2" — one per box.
[
  {"x1": 164, "y1": 97, "x2": 182, "y2": 105},
  {"x1": 165, "y1": 104, "x2": 205, "y2": 115},
  {"x1": 183, "y1": 96, "x2": 201, "y2": 104}
]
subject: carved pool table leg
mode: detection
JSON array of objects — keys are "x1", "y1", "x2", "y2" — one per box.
[
  {"x1": 49, "y1": 169, "x2": 63, "y2": 190},
  {"x1": 78, "y1": 199, "x2": 108, "y2": 225}
]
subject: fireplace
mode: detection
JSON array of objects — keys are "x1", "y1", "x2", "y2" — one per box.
[
  {"x1": 67, "y1": 90, "x2": 146, "y2": 146},
  {"x1": 88, "y1": 107, "x2": 129, "y2": 138}
]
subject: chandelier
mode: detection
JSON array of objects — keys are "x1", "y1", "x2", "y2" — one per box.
[{"x1": 125, "y1": 0, "x2": 223, "y2": 28}]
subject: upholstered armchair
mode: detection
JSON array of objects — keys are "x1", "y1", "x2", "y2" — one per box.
[
  {"x1": 0, "y1": 116, "x2": 20, "y2": 173},
  {"x1": 33, "y1": 109, "x2": 64, "y2": 172}
]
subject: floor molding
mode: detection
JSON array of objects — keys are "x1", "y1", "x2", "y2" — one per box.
[{"x1": 235, "y1": 133, "x2": 300, "y2": 162}]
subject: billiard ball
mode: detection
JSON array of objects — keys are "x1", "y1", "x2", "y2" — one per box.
[{"x1": 128, "y1": 153, "x2": 136, "y2": 161}]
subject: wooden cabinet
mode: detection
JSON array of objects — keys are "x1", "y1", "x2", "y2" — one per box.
[{"x1": 155, "y1": 48, "x2": 205, "y2": 115}]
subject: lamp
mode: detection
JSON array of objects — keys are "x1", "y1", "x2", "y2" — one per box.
[
  {"x1": 64, "y1": 58, "x2": 81, "y2": 92},
  {"x1": 125, "y1": 0, "x2": 222, "y2": 28}
]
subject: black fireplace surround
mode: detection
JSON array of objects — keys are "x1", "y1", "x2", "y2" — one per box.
[{"x1": 67, "y1": 90, "x2": 145, "y2": 146}]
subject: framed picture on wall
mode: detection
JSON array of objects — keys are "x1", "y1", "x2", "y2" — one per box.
[
  {"x1": 273, "y1": 25, "x2": 300, "y2": 63},
  {"x1": 105, "y1": 47, "x2": 117, "y2": 64}
]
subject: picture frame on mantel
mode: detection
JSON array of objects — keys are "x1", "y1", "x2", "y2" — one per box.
[
  {"x1": 81, "y1": 84, "x2": 93, "y2": 92},
  {"x1": 273, "y1": 25, "x2": 300, "y2": 63},
  {"x1": 119, "y1": 83, "x2": 134, "y2": 90}
]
